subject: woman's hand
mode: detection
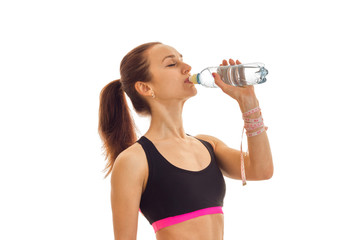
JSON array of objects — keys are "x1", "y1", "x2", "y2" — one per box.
[{"x1": 213, "y1": 59, "x2": 259, "y2": 113}]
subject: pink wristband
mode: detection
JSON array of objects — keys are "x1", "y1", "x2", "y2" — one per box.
[{"x1": 242, "y1": 106, "x2": 261, "y2": 117}]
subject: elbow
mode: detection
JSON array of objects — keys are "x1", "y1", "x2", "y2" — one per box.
[
  {"x1": 263, "y1": 171, "x2": 273, "y2": 180},
  {"x1": 258, "y1": 172, "x2": 272, "y2": 181},
  {"x1": 264, "y1": 166, "x2": 274, "y2": 180},
  {"x1": 256, "y1": 166, "x2": 273, "y2": 180},
  {"x1": 262, "y1": 158, "x2": 274, "y2": 180}
]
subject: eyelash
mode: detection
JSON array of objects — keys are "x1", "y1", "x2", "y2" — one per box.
[{"x1": 167, "y1": 63, "x2": 176, "y2": 67}]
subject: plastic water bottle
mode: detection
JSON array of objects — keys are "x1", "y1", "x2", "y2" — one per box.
[{"x1": 189, "y1": 62, "x2": 268, "y2": 88}]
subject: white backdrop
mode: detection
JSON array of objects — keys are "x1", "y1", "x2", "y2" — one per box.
[{"x1": 1, "y1": 0, "x2": 359, "y2": 239}]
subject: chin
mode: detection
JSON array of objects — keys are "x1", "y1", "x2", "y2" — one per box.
[
  {"x1": 188, "y1": 89, "x2": 198, "y2": 99},
  {"x1": 183, "y1": 89, "x2": 197, "y2": 101},
  {"x1": 189, "y1": 87, "x2": 197, "y2": 96}
]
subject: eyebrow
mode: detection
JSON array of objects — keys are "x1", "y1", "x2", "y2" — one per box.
[{"x1": 162, "y1": 54, "x2": 183, "y2": 63}]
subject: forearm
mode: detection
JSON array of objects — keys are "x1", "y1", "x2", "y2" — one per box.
[{"x1": 239, "y1": 103, "x2": 273, "y2": 179}]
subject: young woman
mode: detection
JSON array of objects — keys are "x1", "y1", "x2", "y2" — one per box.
[{"x1": 98, "y1": 42, "x2": 273, "y2": 240}]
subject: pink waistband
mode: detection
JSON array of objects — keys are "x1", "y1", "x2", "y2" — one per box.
[{"x1": 152, "y1": 206, "x2": 223, "y2": 233}]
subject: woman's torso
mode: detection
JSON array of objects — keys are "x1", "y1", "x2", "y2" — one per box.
[{"x1": 136, "y1": 135, "x2": 225, "y2": 240}]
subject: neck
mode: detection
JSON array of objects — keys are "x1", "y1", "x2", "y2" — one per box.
[{"x1": 145, "y1": 99, "x2": 187, "y2": 141}]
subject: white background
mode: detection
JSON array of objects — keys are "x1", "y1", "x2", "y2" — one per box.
[{"x1": 1, "y1": 0, "x2": 359, "y2": 239}]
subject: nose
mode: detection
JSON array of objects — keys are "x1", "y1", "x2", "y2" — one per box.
[{"x1": 182, "y1": 62, "x2": 192, "y2": 75}]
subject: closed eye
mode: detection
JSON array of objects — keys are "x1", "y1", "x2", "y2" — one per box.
[{"x1": 167, "y1": 63, "x2": 176, "y2": 67}]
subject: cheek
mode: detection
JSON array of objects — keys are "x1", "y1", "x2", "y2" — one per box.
[
  {"x1": 155, "y1": 82, "x2": 183, "y2": 98},
  {"x1": 160, "y1": 84, "x2": 178, "y2": 94},
  {"x1": 158, "y1": 74, "x2": 181, "y2": 89}
]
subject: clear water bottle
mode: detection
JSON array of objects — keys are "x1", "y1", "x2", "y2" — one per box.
[{"x1": 189, "y1": 62, "x2": 268, "y2": 88}]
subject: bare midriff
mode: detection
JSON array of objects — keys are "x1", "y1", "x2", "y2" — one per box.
[{"x1": 155, "y1": 213, "x2": 224, "y2": 240}]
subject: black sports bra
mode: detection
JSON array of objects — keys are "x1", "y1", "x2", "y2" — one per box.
[{"x1": 137, "y1": 135, "x2": 226, "y2": 233}]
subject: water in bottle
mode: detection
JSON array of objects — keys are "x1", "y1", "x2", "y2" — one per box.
[{"x1": 189, "y1": 62, "x2": 268, "y2": 88}]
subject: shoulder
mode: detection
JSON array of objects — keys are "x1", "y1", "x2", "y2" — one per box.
[
  {"x1": 115, "y1": 141, "x2": 146, "y2": 163},
  {"x1": 111, "y1": 141, "x2": 148, "y2": 186},
  {"x1": 194, "y1": 134, "x2": 227, "y2": 151}
]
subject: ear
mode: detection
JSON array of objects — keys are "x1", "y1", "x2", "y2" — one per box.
[{"x1": 135, "y1": 81, "x2": 153, "y2": 98}]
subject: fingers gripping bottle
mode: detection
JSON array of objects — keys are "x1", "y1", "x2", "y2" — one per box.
[{"x1": 189, "y1": 62, "x2": 268, "y2": 88}]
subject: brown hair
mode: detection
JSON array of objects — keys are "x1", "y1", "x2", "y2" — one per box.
[{"x1": 98, "y1": 42, "x2": 161, "y2": 178}]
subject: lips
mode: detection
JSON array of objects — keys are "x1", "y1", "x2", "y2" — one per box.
[{"x1": 184, "y1": 77, "x2": 191, "y2": 83}]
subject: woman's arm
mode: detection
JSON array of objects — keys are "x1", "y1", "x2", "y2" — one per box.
[
  {"x1": 111, "y1": 146, "x2": 146, "y2": 240},
  {"x1": 240, "y1": 106, "x2": 273, "y2": 179},
  {"x1": 196, "y1": 133, "x2": 273, "y2": 180},
  {"x1": 206, "y1": 58, "x2": 273, "y2": 181}
]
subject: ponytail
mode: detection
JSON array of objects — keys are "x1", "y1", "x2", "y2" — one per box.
[
  {"x1": 98, "y1": 42, "x2": 161, "y2": 178},
  {"x1": 98, "y1": 79, "x2": 137, "y2": 178}
]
